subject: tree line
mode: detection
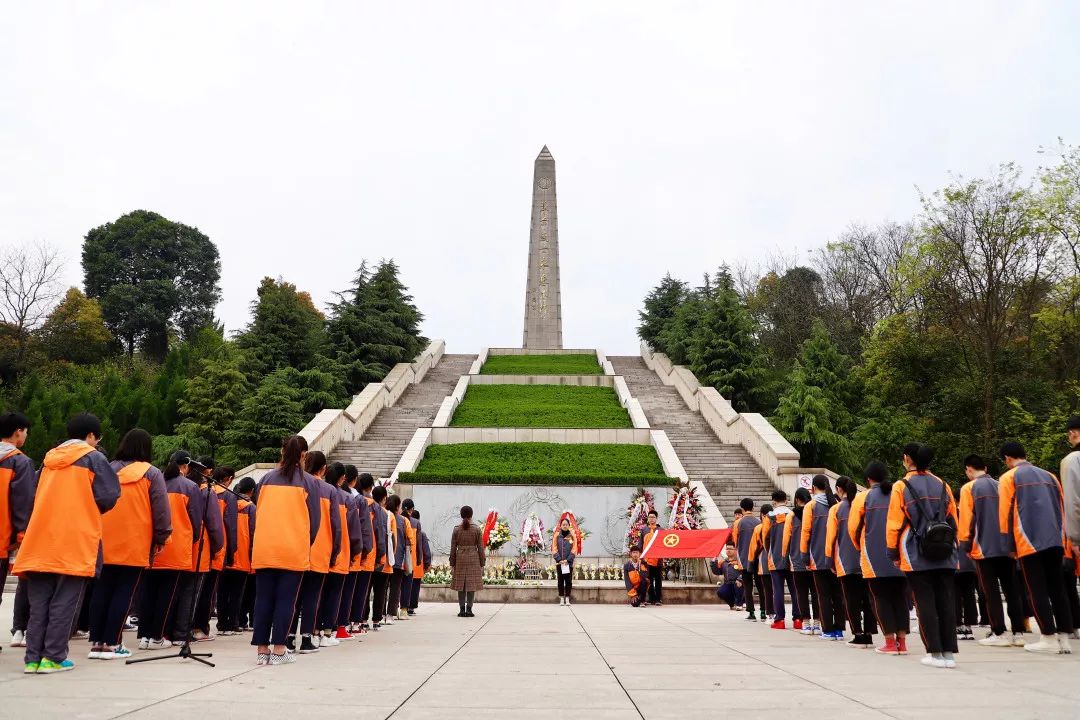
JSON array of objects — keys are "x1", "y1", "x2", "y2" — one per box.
[
  {"x1": 638, "y1": 142, "x2": 1080, "y2": 483},
  {"x1": 0, "y1": 210, "x2": 425, "y2": 467}
]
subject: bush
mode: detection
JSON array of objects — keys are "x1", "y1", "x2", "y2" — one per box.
[
  {"x1": 480, "y1": 354, "x2": 601, "y2": 375},
  {"x1": 401, "y1": 442, "x2": 673, "y2": 485},
  {"x1": 450, "y1": 385, "x2": 631, "y2": 428}
]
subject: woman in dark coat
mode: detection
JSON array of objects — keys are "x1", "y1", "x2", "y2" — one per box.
[{"x1": 450, "y1": 506, "x2": 485, "y2": 617}]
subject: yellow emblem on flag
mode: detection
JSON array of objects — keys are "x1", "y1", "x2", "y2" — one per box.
[{"x1": 662, "y1": 534, "x2": 680, "y2": 548}]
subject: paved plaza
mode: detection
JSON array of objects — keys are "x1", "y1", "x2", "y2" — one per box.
[{"x1": 2, "y1": 596, "x2": 1079, "y2": 719}]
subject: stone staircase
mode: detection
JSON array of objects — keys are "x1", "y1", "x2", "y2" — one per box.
[
  {"x1": 609, "y1": 356, "x2": 778, "y2": 521},
  {"x1": 330, "y1": 354, "x2": 476, "y2": 478}
]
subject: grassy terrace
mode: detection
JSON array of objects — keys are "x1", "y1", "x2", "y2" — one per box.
[
  {"x1": 399, "y1": 442, "x2": 673, "y2": 485},
  {"x1": 480, "y1": 353, "x2": 602, "y2": 375},
  {"x1": 449, "y1": 385, "x2": 631, "y2": 428}
]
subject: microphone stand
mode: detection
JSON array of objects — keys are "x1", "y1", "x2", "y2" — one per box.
[{"x1": 126, "y1": 477, "x2": 245, "y2": 667}]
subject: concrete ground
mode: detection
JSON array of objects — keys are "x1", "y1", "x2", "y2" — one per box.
[{"x1": 1, "y1": 595, "x2": 1079, "y2": 719}]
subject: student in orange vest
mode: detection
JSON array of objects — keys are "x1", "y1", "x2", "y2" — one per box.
[
  {"x1": 88, "y1": 429, "x2": 172, "y2": 660},
  {"x1": 887, "y1": 444, "x2": 960, "y2": 668},
  {"x1": 190, "y1": 458, "x2": 228, "y2": 642},
  {"x1": 14, "y1": 412, "x2": 120, "y2": 674},
  {"x1": 316, "y1": 462, "x2": 355, "y2": 646},
  {"x1": 385, "y1": 494, "x2": 409, "y2": 622},
  {"x1": 998, "y1": 441, "x2": 1073, "y2": 654},
  {"x1": 1, "y1": 411, "x2": 36, "y2": 644},
  {"x1": 290, "y1": 451, "x2": 340, "y2": 654},
  {"x1": 408, "y1": 508, "x2": 427, "y2": 615},
  {"x1": 370, "y1": 486, "x2": 396, "y2": 629},
  {"x1": 233, "y1": 477, "x2": 258, "y2": 631},
  {"x1": 355, "y1": 474, "x2": 385, "y2": 632},
  {"x1": 251, "y1": 435, "x2": 321, "y2": 666},
  {"x1": 397, "y1": 498, "x2": 419, "y2": 620},
  {"x1": 334, "y1": 465, "x2": 370, "y2": 639},
  {"x1": 137, "y1": 451, "x2": 203, "y2": 650},
  {"x1": 217, "y1": 475, "x2": 255, "y2": 636},
  {"x1": 641, "y1": 510, "x2": 664, "y2": 605}
]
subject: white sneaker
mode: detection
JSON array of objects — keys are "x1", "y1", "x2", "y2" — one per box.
[
  {"x1": 978, "y1": 633, "x2": 1013, "y2": 647},
  {"x1": 269, "y1": 650, "x2": 295, "y2": 665},
  {"x1": 101, "y1": 644, "x2": 132, "y2": 660},
  {"x1": 88, "y1": 647, "x2": 104, "y2": 660},
  {"x1": 943, "y1": 656, "x2": 957, "y2": 669},
  {"x1": 383, "y1": 617, "x2": 395, "y2": 626},
  {"x1": 1057, "y1": 633, "x2": 1073, "y2": 655},
  {"x1": 10, "y1": 630, "x2": 26, "y2": 648},
  {"x1": 1012, "y1": 632, "x2": 1026, "y2": 647},
  {"x1": 565, "y1": 599, "x2": 571, "y2": 607},
  {"x1": 920, "y1": 654, "x2": 946, "y2": 668},
  {"x1": 1023, "y1": 638, "x2": 1057, "y2": 653},
  {"x1": 147, "y1": 638, "x2": 172, "y2": 650},
  {"x1": 137, "y1": 637, "x2": 150, "y2": 650},
  {"x1": 319, "y1": 635, "x2": 340, "y2": 647}
]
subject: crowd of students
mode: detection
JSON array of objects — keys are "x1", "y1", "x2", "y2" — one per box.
[
  {"x1": 0, "y1": 411, "x2": 433, "y2": 672},
  {"x1": 717, "y1": 430, "x2": 1080, "y2": 669}
]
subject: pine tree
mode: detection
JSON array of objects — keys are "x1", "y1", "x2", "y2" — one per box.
[
  {"x1": 688, "y1": 273, "x2": 765, "y2": 411},
  {"x1": 326, "y1": 260, "x2": 426, "y2": 395},
  {"x1": 176, "y1": 355, "x2": 250, "y2": 454},
  {"x1": 773, "y1": 320, "x2": 856, "y2": 469},
  {"x1": 224, "y1": 371, "x2": 307, "y2": 463},
  {"x1": 235, "y1": 277, "x2": 328, "y2": 382},
  {"x1": 637, "y1": 274, "x2": 688, "y2": 351}
]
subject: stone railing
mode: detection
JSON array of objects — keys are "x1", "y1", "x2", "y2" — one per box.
[
  {"x1": 641, "y1": 341, "x2": 822, "y2": 496},
  {"x1": 234, "y1": 340, "x2": 447, "y2": 473}
]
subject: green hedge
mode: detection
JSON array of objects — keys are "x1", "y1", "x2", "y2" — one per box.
[
  {"x1": 480, "y1": 353, "x2": 602, "y2": 375},
  {"x1": 398, "y1": 473, "x2": 674, "y2": 486},
  {"x1": 450, "y1": 385, "x2": 631, "y2": 428},
  {"x1": 402, "y1": 442, "x2": 672, "y2": 485}
]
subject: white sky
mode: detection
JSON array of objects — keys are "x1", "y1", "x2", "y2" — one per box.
[{"x1": 2, "y1": 2, "x2": 1078, "y2": 355}]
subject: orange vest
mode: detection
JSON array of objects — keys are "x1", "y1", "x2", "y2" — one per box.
[
  {"x1": 154, "y1": 489, "x2": 194, "y2": 571},
  {"x1": 641, "y1": 526, "x2": 659, "y2": 567},
  {"x1": 331, "y1": 500, "x2": 350, "y2": 574},
  {"x1": 0, "y1": 449, "x2": 22, "y2": 557},
  {"x1": 382, "y1": 513, "x2": 396, "y2": 575},
  {"x1": 356, "y1": 497, "x2": 376, "y2": 572},
  {"x1": 229, "y1": 499, "x2": 253, "y2": 574},
  {"x1": 408, "y1": 519, "x2": 424, "y2": 579},
  {"x1": 102, "y1": 462, "x2": 154, "y2": 567},
  {"x1": 403, "y1": 516, "x2": 417, "y2": 575},
  {"x1": 14, "y1": 443, "x2": 101, "y2": 577},
  {"x1": 209, "y1": 488, "x2": 227, "y2": 571},
  {"x1": 310, "y1": 492, "x2": 333, "y2": 574},
  {"x1": 252, "y1": 476, "x2": 313, "y2": 572}
]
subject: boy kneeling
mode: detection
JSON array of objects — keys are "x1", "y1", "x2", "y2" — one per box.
[{"x1": 625, "y1": 546, "x2": 650, "y2": 607}]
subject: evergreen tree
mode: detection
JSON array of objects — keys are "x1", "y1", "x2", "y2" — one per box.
[
  {"x1": 235, "y1": 277, "x2": 328, "y2": 381},
  {"x1": 688, "y1": 272, "x2": 764, "y2": 411},
  {"x1": 326, "y1": 260, "x2": 426, "y2": 395},
  {"x1": 176, "y1": 355, "x2": 250, "y2": 455},
  {"x1": 637, "y1": 274, "x2": 688, "y2": 351},
  {"x1": 224, "y1": 371, "x2": 307, "y2": 463},
  {"x1": 773, "y1": 320, "x2": 855, "y2": 469}
]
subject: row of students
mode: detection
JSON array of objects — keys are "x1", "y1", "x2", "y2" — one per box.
[
  {"x1": 0, "y1": 411, "x2": 433, "y2": 672},
  {"x1": 730, "y1": 439, "x2": 1078, "y2": 669}
]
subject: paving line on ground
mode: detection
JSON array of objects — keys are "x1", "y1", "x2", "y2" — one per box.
[
  {"x1": 569, "y1": 606, "x2": 646, "y2": 720},
  {"x1": 646, "y1": 611, "x2": 902, "y2": 719},
  {"x1": 109, "y1": 657, "x2": 264, "y2": 719},
  {"x1": 384, "y1": 603, "x2": 506, "y2": 720}
]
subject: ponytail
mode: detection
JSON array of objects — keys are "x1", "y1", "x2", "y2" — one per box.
[
  {"x1": 325, "y1": 461, "x2": 346, "y2": 487},
  {"x1": 812, "y1": 474, "x2": 838, "y2": 506},
  {"x1": 834, "y1": 475, "x2": 856, "y2": 503},
  {"x1": 280, "y1": 435, "x2": 308, "y2": 481},
  {"x1": 865, "y1": 460, "x2": 891, "y2": 495},
  {"x1": 303, "y1": 450, "x2": 327, "y2": 477}
]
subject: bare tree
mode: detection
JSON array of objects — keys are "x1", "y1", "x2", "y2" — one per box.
[{"x1": 0, "y1": 241, "x2": 64, "y2": 366}]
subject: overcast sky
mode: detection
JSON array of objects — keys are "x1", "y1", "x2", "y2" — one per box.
[{"x1": 3, "y1": 2, "x2": 1079, "y2": 355}]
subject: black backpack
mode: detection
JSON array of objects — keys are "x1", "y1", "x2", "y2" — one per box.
[{"x1": 909, "y1": 478, "x2": 956, "y2": 562}]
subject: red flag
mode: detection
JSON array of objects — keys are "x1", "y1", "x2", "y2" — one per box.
[{"x1": 641, "y1": 529, "x2": 731, "y2": 561}]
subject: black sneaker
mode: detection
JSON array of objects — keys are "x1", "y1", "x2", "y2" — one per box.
[
  {"x1": 457, "y1": 610, "x2": 466, "y2": 617},
  {"x1": 285, "y1": 636, "x2": 296, "y2": 652},
  {"x1": 465, "y1": 610, "x2": 475, "y2": 618},
  {"x1": 746, "y1": 612, "x2": 757, "y2": 621},
  {"x1": 299, "y1": 636, "x2": 319, "y2": 654}
]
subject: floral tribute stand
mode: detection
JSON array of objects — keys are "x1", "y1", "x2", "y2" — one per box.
[
  {"x1": 519, "y1": 512, "x2": 546, "y2": 582},
  {"x1": 668, "y1": 481, "x2": 706, "y2": 582}
]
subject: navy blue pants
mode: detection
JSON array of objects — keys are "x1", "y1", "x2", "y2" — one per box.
[
  {"x1": 216, "y1": 569, "x2": 248, "y2": 632},
  {"x1": 337, "y1": 572, "x2": 358, "y2": 626},
  {"x1": 770, "y1": 569, "x2": 800, "y2": 621},
  {"x1": 716, "y1": 581, "x2": 744, "y2": 608},
  {"x1": 399, "y1": 575, "x2": 413, "y2": 614},
  {"x1": 354, "y1": 570, "x2": 374, "y2": 623},
  {"x1": 291, "y1": 571, "x2": 325, "y2": 637},
  {"x1": 409, "y1": 575, "x2": 422, "y2": 609},
  {"x1": 252, "y1": 569, "x2": 302, "y2": 646},
  {"x1": 318, "y1": 573, "x2": 346, "y2": 631},
  {"x1": 88, "y1": 564, "x2": 142, "y2": 646}
]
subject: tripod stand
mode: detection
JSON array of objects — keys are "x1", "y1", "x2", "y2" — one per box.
[{"x1": 127, "y1": 477, "x2": 243, "y2": 668}]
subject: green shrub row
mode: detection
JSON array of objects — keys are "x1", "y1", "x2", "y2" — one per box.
[
  {"x1": 480, "y1": 353, "x2": 602, "y2": 375},
  {"x1": 450, "y1": 385, "x2": 631, "y2": 428},
  {"x1": 408, "y1": 442, "x2": 668, "y2": 479}
]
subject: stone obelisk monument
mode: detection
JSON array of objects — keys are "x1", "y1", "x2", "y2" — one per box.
[{"x1": 522, "y1": 146, "x2": 563, "y2": 349}]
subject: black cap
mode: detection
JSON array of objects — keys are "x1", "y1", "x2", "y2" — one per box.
[
  {"x1": 1067, "y1": 416, "x2": 1080, "y2": 432},
  {"x1": 170, "y1": 450, "x2": 193, "y2": 466}
]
